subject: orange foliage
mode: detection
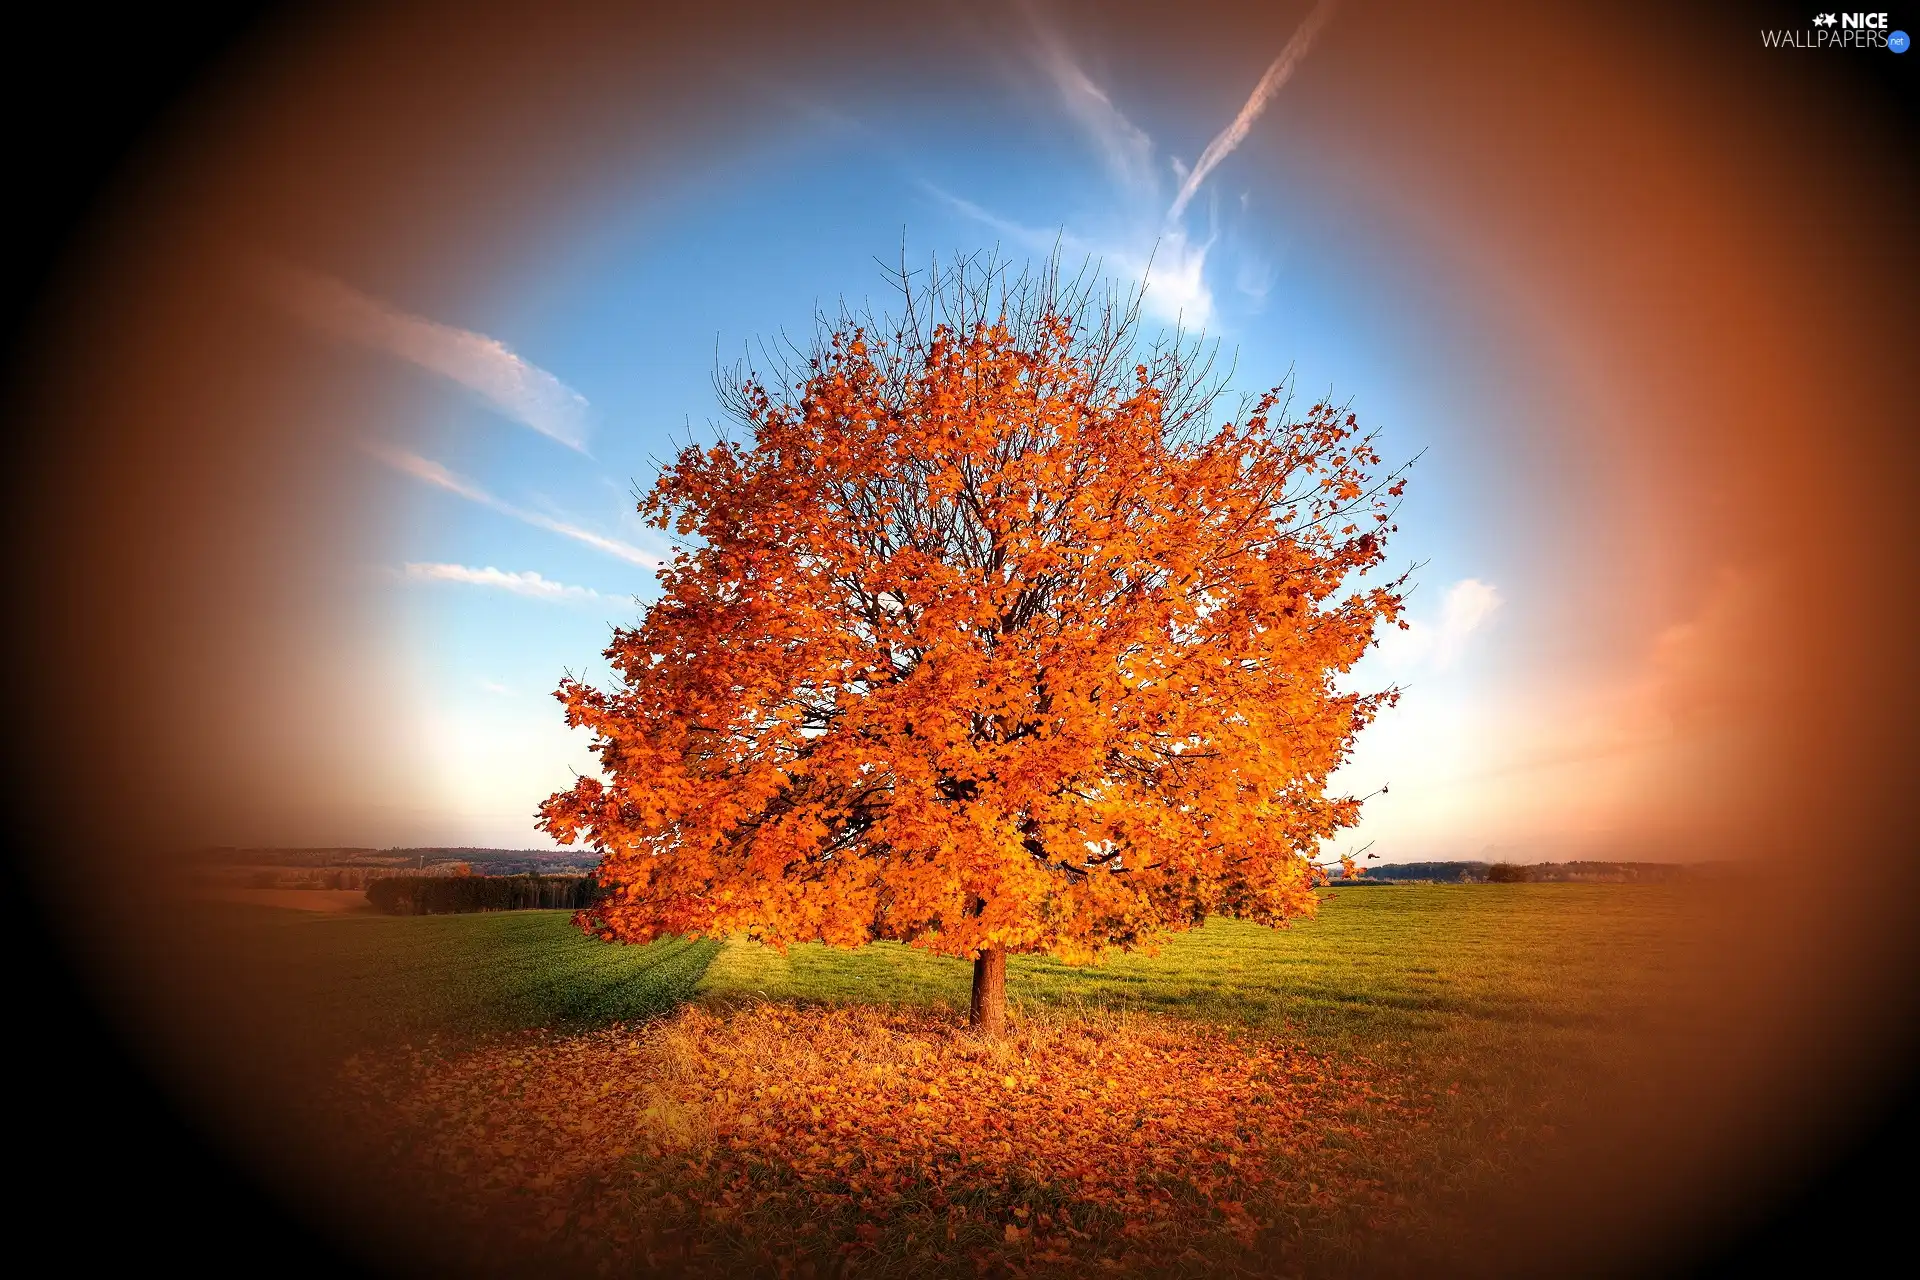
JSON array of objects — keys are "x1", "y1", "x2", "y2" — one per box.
[
  {"x1": 541, "y1": 258, "x2": 1408, "y2": 963},
  {"x1": 334, "y1": 1002, "x2": 1430, "y2": 1273}
]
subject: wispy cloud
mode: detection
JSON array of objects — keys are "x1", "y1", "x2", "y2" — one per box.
[
  {"x1": 1137, "y1": 230, "x2": 1216, "y2": 328},
  {"x1": 1029, "y1": 20, "x2": 1158, "y2": 199},
  {"x1": 927, "y1": 187, "x2": 1084, "y2": 256},
  {"x1": 365, "y1": 441, "x2": 665, "y2": 568},
  {"x1": 937, "y1": 3, "x2": 1335, "y2": 332},
  {"x1": 1374, "y1": 578, "x2": 1503, "y2": 671},
  {"x1": 1234, "y1": 253, "x2": 1277, "y2": 306},
  {"x1": 270, "y1": 263, "x2": 592, "y2": 451},
  {"x1": 927, "y1": 185, "x2": 1215, "y2": 329},
  {"x1": 398, "y1": 562, "x2": 606, "y2": 604},
  {"x1": 1166, "y1": 0, "x2": 1338, "y2": 223},
  {"x1": 1433, "y1": 579, "x2": 1503, "y2": 666}
]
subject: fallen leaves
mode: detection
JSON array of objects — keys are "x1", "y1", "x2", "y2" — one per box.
[{"x1": 329, "y1": 1001, "x2": 1432, "y2": 1276}]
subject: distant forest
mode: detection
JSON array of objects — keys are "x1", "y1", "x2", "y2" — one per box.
[
  {"x1": 365, "y1": 873, "x2": 601, "y2": 915},
  {"x1": 192, "y1": 846, "x2": 599, "y2": 885},
  {"x1": 197, "y1": 846, "x2": 593, "y2": 865},
  {"x1": 1335, "y1": 861, "x2": 1720, "y2": 884}
]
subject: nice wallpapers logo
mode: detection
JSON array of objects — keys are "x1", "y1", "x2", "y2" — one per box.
[{"x1": 1762, "y1": 12, "x2": 1912, "y2": 50}]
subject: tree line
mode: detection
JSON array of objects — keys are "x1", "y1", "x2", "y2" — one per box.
[
  {"x1": 1335, "y1": 861, "x2": 1715, "y2": 884},
  {"x1": 365, "y1": 874, "x2": 603, "y2": 915}
]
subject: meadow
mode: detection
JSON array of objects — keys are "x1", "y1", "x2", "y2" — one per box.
[
  {"x1": 214, "y1": 885, "x2": 1717, "y2": 1276},
  {"x1": 187, "y1": 901, "x2": 722, "y2": 1055}
]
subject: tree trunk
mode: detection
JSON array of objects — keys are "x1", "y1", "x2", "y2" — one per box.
[{"x1": 970, "y1": 945, "x2": 1007, "y2": 1035}]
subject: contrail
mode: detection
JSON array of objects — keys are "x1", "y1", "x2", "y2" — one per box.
[
  {"x1": 1166, "y1": 0, "x2": 1338, "y2": 223},
  {"x1": 268, "y1": 262, "x2": 593, "y2": 452},
  {"x1": 1029, "y1": 17, "x2": 1159, "y2": 199},
  {"x1": 363, "y1": 442, "x2": 665, "y2": 568}
]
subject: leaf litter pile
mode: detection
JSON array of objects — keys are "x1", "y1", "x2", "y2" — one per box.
[{"x1": 333, "y1": 1003, "x2": 1434, "y2": 1276}]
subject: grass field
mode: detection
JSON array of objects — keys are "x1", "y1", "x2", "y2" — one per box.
[
  {"x1": 218, "y1": 883, "x2": 1696, "y2": 1068},
  {"x1": 207, "y1": 885, "x2": 1713, "y2": 1276},
  {"x1": 699, "y1": 883, "x2": 1696, "y2": 1054},
  {"x1": 186, "y1": 902, "x2": 721, "y2": 1055}
]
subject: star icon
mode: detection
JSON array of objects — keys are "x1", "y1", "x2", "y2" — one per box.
[{"x1": 1813, "y1": 13, "x2": 1837, "y2": 26}]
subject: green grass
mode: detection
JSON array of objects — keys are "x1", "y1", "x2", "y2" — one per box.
[
  {"x1": 207, "y1": 884, "x2": 1706, "y2": 1120},
  {"x1": 188, "y1": 904, "x2": 721, "y2": 1053},
  {"x1": 700, "y1": 884, "x2": 1701, "y2": 1066}
]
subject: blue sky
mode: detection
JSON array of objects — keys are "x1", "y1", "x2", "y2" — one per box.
[{"x1": 283, "y1": 7, "x2": 1664, "y2": 859}]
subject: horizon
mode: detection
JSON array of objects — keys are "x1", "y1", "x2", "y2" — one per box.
[{"x1": 190, "y1": 843, "x2": 1729, "y2": 869}]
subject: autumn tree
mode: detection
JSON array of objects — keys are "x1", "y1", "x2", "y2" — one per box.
[{"x1": 540, "y1": 255, "x2": 1408, "y2": 1033}]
